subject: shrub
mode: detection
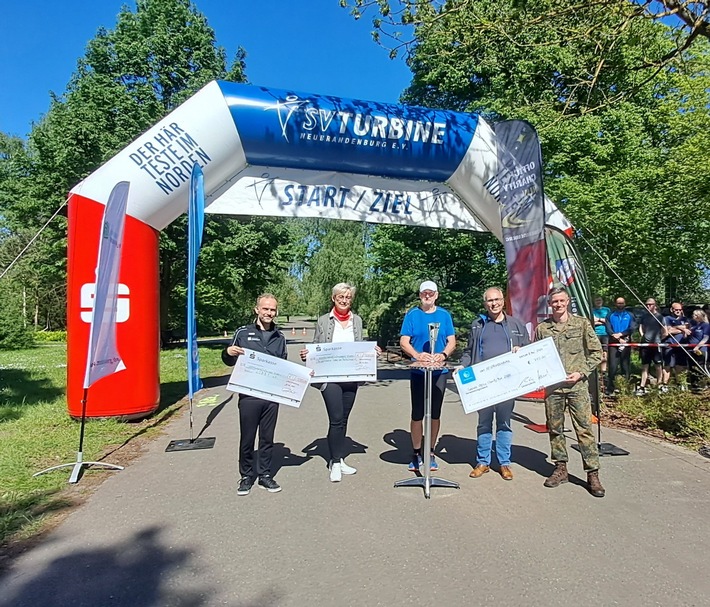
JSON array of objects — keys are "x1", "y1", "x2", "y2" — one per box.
[
  {"x1": 0, "y1": 286, "x2": 34, "y2": 350},
  {"x1": 614, "y1": 390, "x2": 710, "y2": 444},
  {"x1": 33, "y1": 330, "x2": 67, "y2": 343}
]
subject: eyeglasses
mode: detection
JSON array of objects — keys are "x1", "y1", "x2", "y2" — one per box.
[
  {"x1": 485, "y1": 297, "x2": 504, "y2": 303},
  {"x1": 671, "y1": 308, "x2": 683, "y2": 312},
  {"x1": 334, "y1": 295, "x2": 352, "y2": 302},
  {"x1": 420, "y1": 291, "x2": 436, "y2": 297}
]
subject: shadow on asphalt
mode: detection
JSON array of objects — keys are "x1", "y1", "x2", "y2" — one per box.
[
  {"x1": 438, "y1": 432, "x2": 556, "y2": 479},
  {"x1": 380, "y1": 428, "x2": 558, "y2": 480},
  {"x1": 272, "y1": 443, "x2": 311, "y2": 476},
  {"x1": 300, "y1": 437, "x2": 368, "y2": 466},
  {"x1": 380, "y1": 429, "x2": 414, "y2": 465},
  {"x1": 0, "y1": 526, "x2": 218, "y2": 606},
  {"x1": 195, "y1": 394, "x2": 233, "y2": 439},
  {"x1": 202, "y1": 373, "x2": 230, "y2": 388},
  {"x1": 436, "y1": 434, "x2": 476, "y2": 467}
]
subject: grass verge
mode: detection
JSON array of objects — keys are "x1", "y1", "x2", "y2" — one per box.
[{"x1": 0, "y1": 343, "x2": 228, "y2": 561}]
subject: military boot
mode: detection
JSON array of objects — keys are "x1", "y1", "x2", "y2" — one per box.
[
  {"x1": 587, "y1": 470, "x2": 605, "y2": 498},
  {"x1": 543, "y1": 462, "x2": 568, "y2": 488}
]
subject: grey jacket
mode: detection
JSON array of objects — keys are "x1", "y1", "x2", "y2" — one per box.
[
  {"x1": 313, "y1": 313, "x2": 364, "y2": 344},
  {"x1": 311, "y1": 312, "x2": 365, "y2": 389},
  {"x1": 460, "y1": 314, "x2": 530, "y2": 367}
]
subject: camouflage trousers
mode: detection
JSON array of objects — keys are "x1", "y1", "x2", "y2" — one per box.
[{"x1": 545, "y1": 386, "x2": 600, "y2": 472}]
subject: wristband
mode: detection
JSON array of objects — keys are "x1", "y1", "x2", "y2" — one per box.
[{"x1": 442, "y1": 352, "x2": 448, "y2": 360}]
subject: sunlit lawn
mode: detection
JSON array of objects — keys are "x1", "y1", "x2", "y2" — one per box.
[{"x1": 0, "y1": 343, "x2": 227, "y2": 548}]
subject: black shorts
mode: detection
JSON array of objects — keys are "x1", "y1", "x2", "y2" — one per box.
[
  {"x1": 410, "y1": 371, "x2": 447, "y2": 421},
  {"x1": 640, "y1": 345, "x2": 663, "y2": 365},
  {"x1": 663, "y1": 344, "x2": 687, "y2": 367},
  {"x1": 597, "y1": 335, "x2": 609, "y2": 350}
]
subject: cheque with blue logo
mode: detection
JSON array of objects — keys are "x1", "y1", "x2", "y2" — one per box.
[
  {"x1": 305, "y1": 341, "x2": 378, "y2": 383},
  {"x1": 227, "y1": 349, "x2": 311, "y2": 407},
  {"x1": 454, "y1": 337, "x2": 567, "y2": 414}
]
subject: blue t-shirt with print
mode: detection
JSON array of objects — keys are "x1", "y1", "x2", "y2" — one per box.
[
  {"x1": 401, "y1": 306, "x2": 455, "y2": 373},
  {"x1": 689, "y1": 321, "x2": 710, "y2": 346}
]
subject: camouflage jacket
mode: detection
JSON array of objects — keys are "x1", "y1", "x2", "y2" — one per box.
[{"x1": 534, "y1": 314, "x2": 602, "y2": 380}]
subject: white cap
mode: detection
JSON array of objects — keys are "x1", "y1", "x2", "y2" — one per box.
[{"x1": 419, "y1": 280, "x2": 438, "y2": 293}]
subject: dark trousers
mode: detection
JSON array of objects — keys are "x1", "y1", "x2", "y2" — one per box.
[
  {"x1": 238, "y1": 397, "x2": 279, "y2": 478},
  {"x1": 607, "y1": 345, "x2": 631, "y2": 392},
  {"x1": 321, "y1": 382, "x2": 359, "y2": 461},
  {"x1": 688, "y1": 349, "x2": 708, "y2": 390}
]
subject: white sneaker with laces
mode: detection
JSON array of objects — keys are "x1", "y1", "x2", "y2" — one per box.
[
  {"x1": 339, "y1": 458, "x2": 357, "y2": 475},
  {"x1": 329, "y1": 461, "x2": 342, "y2": 482}
]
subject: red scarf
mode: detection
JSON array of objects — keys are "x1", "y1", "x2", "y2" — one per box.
[{"x1": 332, "y1": 307, "x2": 351, "y2": 322}]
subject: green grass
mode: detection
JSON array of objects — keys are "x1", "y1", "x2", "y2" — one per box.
[{"x1": 0, "y1": 343, "x2": 228, "y2": 548}]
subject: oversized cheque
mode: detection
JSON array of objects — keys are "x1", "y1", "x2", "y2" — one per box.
[
  {"x1": 454, "y1": 337, "x2": 567, "y2": 414},
  {"x1": 227, "y1": 348, "x2": 311, "y2": 407},
  {"x1": 305, "y1": 341, "x2": 378, "y2": 383}
]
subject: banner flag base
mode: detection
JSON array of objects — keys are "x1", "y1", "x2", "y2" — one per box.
[
  {"x1": 34, "y1": 451, "x2": 124, "y2": 484},
  {"x1": 165, "y1": 437, "x2": 216, "y2": 452},
  {"x1": 571, "y1": 442, "x2": 629, "y2": 457},
  {"x1": 394, "y1": 475, "x2": 460, "y2": 498}
]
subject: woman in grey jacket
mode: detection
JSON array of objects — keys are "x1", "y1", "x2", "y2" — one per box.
[{"x1": 300, "y1": 283, "x2": 376, "y2": 482}]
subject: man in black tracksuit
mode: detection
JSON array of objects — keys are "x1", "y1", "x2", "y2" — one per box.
[{"x1": 222, "y1": 294, "x2": 287, "y2": 496}]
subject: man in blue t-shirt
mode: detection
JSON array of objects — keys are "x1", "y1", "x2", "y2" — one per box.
[
  {"x1": 604, "y1": 297, "x2": 636, "y2": 395},
  {"x1": 400, "y1": 281, "x2": 456, "y2": 473},
  {"x1": 593, "y1": 296, "x2": 611, "y2": 376}
]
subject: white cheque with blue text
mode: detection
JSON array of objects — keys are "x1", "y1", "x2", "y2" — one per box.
[
  {"x1": 454, "y1": 337, "x2": 567, "y2": 414},
  {"x1": 227, "y1": 349, "x2": 311, "y2": 407}
]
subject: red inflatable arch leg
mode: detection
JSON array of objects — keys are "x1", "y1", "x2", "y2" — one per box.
[{"x1": 66, "y1": 193, "x2": 160, "y2": 418}]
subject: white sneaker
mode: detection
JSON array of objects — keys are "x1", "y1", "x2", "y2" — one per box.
[
  {"x1": 339, "y1": 458, "x2": 357, "y2": 475},
  {"x1": 329, "y1": 461, "x2": 342, "y2": 482}
]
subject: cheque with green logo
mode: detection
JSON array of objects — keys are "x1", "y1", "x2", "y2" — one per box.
[
  {"x1": 454, "y1": 338, "x2": 567, "y2": 414},
  {"x1": 305, "y1": 341, "x2": 378, "y2": 383},
  {"x1": 227, "y1": 349, "x2": 311, "y2": 407}
]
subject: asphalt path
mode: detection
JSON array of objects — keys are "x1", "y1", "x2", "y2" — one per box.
[{"x1": 1, "y1": 323, "x2": 709, "y2": 606}]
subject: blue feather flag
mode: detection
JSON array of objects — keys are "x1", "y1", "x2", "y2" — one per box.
[{"x1": 187, "y1": 164, "x2": 205, "y2": 399}]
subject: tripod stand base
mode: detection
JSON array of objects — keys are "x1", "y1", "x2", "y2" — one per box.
[
  {"x1": 394, "y1": 476, "x2": 460, "y2": 499},
  {"x1": 33, "y1": 460, "x2": 124, "y2": 484},
  {"x1": 571, "y1": 443, "x2": 629, "y2": 457},
  {"x1": 165, "y1": 437, "x2": 216, "y2": 452}
]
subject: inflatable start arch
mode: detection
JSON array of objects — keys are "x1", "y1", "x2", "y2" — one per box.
[{"x1": 67, "y1": 81, "x2": 569, "y2": 418}]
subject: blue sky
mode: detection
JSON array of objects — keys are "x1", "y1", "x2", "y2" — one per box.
[{"x1": 0, "y1": 0, "x2": 413, "y2": 138}]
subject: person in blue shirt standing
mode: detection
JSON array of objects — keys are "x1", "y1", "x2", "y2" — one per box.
[
  {"x1": 688, "y1": 309, "x2": 710, "y2": 392},
  {"x1": 400, "y1": 281, "x2": 456, "y2": 472},
  {"x1": 459, "y1": 287, "x2": 530, "y2": 481},
  {"x1": 592, "y1": 296, "x2": 611, "y2": 377},
  {"x1": 604, "y1": 297, "x2": 636, "y2": 396},
  {"x1": 662, "y1": 302, "x2": 691, "y2": 389}
]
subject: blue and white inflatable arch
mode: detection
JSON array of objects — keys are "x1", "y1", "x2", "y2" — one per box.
[{"x1": 66, "y1": 81, "x2": 569, "y2": 417}]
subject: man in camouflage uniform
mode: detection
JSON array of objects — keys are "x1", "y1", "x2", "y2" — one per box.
[{"x1": 535, "y1": 287, "x2": 605, "y2": 498}]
